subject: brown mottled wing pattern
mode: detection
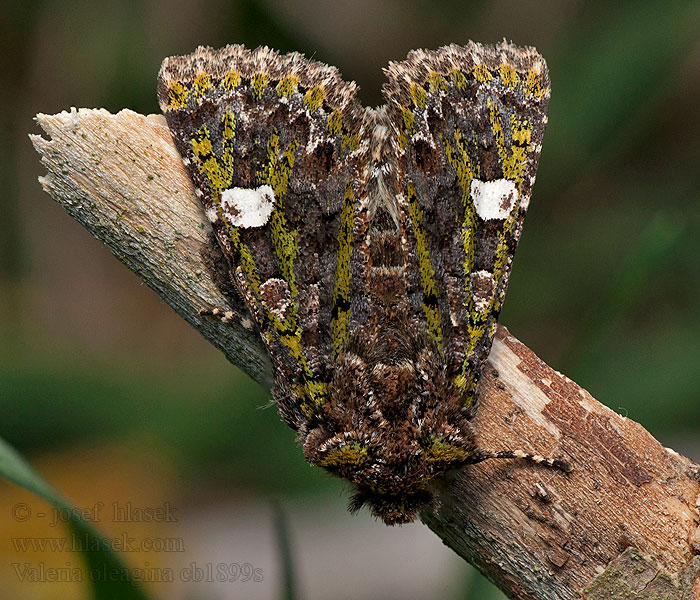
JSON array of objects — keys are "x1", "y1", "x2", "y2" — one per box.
[
  {"x1": 158, "y1": 46, "x2": 369, "y2": 432},
  {"x1": 383, "y1": 42, "x2": 550, "y2": 405},
  {"x1": 158, "y1": 41, "x2": 561, "y2": 525}
]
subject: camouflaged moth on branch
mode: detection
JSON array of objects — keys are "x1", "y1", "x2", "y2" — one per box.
[{"x1": 158, "y1": 40, "x2": 569, "y2": 525}]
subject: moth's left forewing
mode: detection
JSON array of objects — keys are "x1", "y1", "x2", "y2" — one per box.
[
  {"x1": 383, "y1": 41, "x2": 550, "y2": 404},
  {"x1": 158, "y1": 46, "x2": 369, "y2": 430}
]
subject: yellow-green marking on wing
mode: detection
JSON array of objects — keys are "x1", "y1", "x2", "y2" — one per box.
[{"x1": 407, "y1": 182, "x2": 444, "y2": 353}]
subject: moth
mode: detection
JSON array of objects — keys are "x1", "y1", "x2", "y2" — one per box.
[{"x1": 158, "y1": 41, "x2": 568, "y2": 525}]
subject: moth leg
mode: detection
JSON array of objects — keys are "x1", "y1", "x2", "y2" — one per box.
[
  {"x1": 471, "y1": 449, "x2": 571, "y2": 473},
  {"x1": 198, "y1": 305, "x2": 236, "y2": 323}
]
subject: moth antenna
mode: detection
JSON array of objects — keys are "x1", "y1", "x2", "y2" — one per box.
[{"x1": 472, "y1": 450, "x2": 571, "y2": 473}]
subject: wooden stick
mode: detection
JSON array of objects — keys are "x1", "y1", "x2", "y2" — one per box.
[{"x1": 31, "y1": 108, "x2": 700, "y2": 600}]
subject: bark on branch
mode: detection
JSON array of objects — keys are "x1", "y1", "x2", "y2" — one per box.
[{"x1": 31, "y1": 108, "x2": 700, "y2": 600}]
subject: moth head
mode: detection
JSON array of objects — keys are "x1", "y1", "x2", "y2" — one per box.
[
  {"x1": 348, "y1": 487, "x2": 434, "y2": 525},
  {"x1": 303, "y1": 425, "x2": 475, "y2": 525},
  {"x1": 302, "y1": 349, "x2": 477, "y2": 524}
]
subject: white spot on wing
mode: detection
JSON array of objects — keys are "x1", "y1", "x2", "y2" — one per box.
[
  {"x1": 470, "y1": 178, "x2": 519, "y2": 220},
  {"x1": 220, "y1": 185, "x2": 275, "y2": 228}
]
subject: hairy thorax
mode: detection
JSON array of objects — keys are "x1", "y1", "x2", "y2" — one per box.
[{"x1": 302, "y1": 321, "x2": 477, "y2": 524}]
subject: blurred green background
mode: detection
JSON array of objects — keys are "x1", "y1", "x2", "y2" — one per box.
[{"x1": 1, "y1": 1, "x2": 700, "y2": 599}]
